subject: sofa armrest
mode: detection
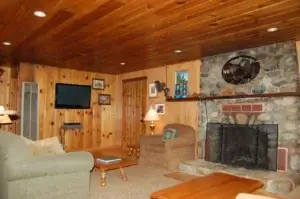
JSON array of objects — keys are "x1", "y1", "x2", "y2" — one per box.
[
  {"x1": 236, "y1": 193, "x2": 276, "y2": 199},
  {"x1": 6, "y1": 151, "x2": 94, "y2": 181},
  {"x1": 165, "y1": 137, "x2": 194, "y2": 149},
  {"x1": 140, "y1": 135, "x2": 162, "y2": 145}
]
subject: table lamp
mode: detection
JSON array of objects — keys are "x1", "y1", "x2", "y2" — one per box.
[
  {"x1": 0, "y1": 106, "x2": 17, "y2": 128},
  {"x1": 144, "y1": 106, "x2": 159, "y2": 135}
]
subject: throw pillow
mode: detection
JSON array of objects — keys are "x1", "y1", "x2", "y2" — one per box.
[
  {"x1": 28, "y1": 137, "x2": 66, "y2": 156},
  {"x1": 20, "y1": 135, "x2": 34, "y2": 144},
  {"x1": 162, "y1": 128, "x2": 178, "y2": 142}
]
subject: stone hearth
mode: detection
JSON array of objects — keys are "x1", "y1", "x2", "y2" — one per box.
[{"x1": 179, "y1": 159, "x2": 300, "y2": 195}]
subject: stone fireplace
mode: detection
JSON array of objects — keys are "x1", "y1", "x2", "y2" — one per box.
[
  {"x1": 179, "y1": 41, "x2": 300, "y2": 195},
  {"x1": 197, "y1": 41, "x2": 300, "y2": 173}
]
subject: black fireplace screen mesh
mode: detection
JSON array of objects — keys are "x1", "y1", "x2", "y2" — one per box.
[{"x1": 205, "y1": 123, "x2": 278, "y2": 171}]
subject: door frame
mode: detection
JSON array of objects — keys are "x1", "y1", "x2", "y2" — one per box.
[{"x1": 122, "y1": 76, "x2": 147, "y2": 147}]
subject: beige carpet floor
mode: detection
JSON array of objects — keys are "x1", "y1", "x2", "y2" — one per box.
[
  {"x1": 90, "y1": 165, "x2": 179, "y2": 199},
  {"x1": 89, "y1": 165, "x2": 300, "y2": 199}
]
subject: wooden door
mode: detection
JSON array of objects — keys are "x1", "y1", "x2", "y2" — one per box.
[{"x1": 122, "y1": 77, "x2": 147, "y2": 146}]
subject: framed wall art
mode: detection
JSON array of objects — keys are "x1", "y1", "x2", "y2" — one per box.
[
  {"x1": 155, "y1": 104, "x2": 165, "y2": 115},
  {"x1": 149, "y1": 83, "x2": 157, "y2": 98},
  {"x1": 92, "y1": 78, "x2": 105, "y2": 90},
  {"x1": 98, "y1": 94, "x2": 111, "y2": 105}
]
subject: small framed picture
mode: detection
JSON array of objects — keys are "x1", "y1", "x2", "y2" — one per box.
[
  {"x1": 92, "y1": 79, "x2": 105, "y2": 90},
  {"x1": 149, "y1": 83, "x2": 157, "y2": 98},
  {"x1": 155, "y1": 104, "x2": 165, "y2": 115},
  {"x1": 98, "y1": 94, "x2": 111, "y2": 105}
]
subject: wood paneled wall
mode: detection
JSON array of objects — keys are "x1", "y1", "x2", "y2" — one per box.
[
  {"x1": 0, "y1": 65, "x2": 18, "y2": 133},
  {"x1": 116, "y1": 60, "x2": 201, "y2": 146},
  {"x1": 22, "y1": 63, "x2": 117, "y2": 151}
]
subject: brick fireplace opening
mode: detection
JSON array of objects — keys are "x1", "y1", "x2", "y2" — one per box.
[{"x1": 205, "y1": 123, "x2": 278, "y2": 171}]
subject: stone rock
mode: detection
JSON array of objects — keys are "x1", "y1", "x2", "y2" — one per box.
[
  {"x1": 279, "y1": 54, "x2": 297, "y2": 72},
  {"x1": 287, "y1": 115, "x2": 299, "y2": 121},
  {"x1": 201, "y1": 73, "x2": 209, "y2": 77},
  {"x1": 274, "y1": 99, "x2": 283, "y2": 105},
  {"x1": 235, "y1": 113, "x2": 248, "y2": 125},
  {"x1": 271, "y1": 78, "x2": 288, "y2": 87},
  {"x1": 284, "y1": 122, "x2": 298, "y2": 131},
  {"x1": 195, "y1": 167, "x2": 212, "y2": 176},
  {"x1": 210, "y1": 112, "x2": 219, "y2": 118},
  {"x1": 257, "y1": 113, "x2": 272, "y2": 122},
  {"x1": 228, "y1": 115, "x2": 235, "y2": 124},
  {"x1": 281, "y1": 97, "x2": 297, "y2": 106},
  {"x1": 262, "y1": 58, "x2": 278, "y2": 71},
  {"x1": 290, "y1": 154, "x2": 300, "y2": 171},
  {"x1": 179, "y1": 164, "x2": 195, "y2": 174},
  {"x1": 280, "y1": 84, "x2": 297, "y2": 92},
  {"x1": 266, "y1": 179, "x2": 293, "y2": 194},
  {"x1": 286, "y1": 107, "x2": 298, "y2": 114},
  {"x1": 280, "y1": 132, "x2": 299, "y2": 142}
]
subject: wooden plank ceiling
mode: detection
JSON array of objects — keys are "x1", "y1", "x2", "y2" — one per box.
[{"x1": 0, "y1": 0, "x2": 300, "y2": 74}]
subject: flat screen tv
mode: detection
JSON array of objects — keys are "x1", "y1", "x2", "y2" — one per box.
[{"x1": 55, "y1": 83, "x2": 91, "y2": 109}]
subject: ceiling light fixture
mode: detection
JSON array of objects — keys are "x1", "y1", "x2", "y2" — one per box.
[
  {"x1": 2, "y1": 42, "x2": 11, "y2": 46},
  {"x1": 120, "y1": 62, "x2": 126, "y2": 65},
  {"x1": 34, "y1": 11, "x2": 47, "y2": 18},
  {"x1": 174, "y1": 50, "x2": 182, "y2": 53},
  {"x1": 267, "y1": 27, "x2": 278, "y2": 32}
]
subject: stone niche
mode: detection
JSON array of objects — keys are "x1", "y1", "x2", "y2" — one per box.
[{"x1": 198, "y1": 41, "x2": 300, "y2": 173}]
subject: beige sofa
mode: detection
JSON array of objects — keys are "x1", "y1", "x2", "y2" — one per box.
[
  {"x1": 236, "y1": 194, "x2": 276, "y2": 199},
  {"x1": 139, "y1": 123, "x2": 196, "y2": 170},
  {"x1": 0, "y1": 131, "x2": 94, "y2": 199}
]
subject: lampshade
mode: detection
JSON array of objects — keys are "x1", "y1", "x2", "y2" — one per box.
[
  {"x1": 0, "y1": 114, "x2": 12, "y2": 124},
  {"x1": 0, "y1": 106, "x2": 17, "y2": 116},
  {"x1": 144, "y1": 106, "x2": 159, "y2": 121}
]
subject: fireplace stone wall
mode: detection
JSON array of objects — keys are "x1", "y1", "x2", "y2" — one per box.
[{"x1": 198, "y1": 41, "x2": 300, "y2": 173}]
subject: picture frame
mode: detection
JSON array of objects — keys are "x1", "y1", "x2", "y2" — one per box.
[
  {"x1": 155, "y1": 104, "x2": 165, "y2": 115},
  {"x1": 98, "y1": 94, "x2": 111, "y2": 105},
  {"x1": 92, "y1": 78, "x2": 105, "y2": 90},
  {"x1": 149, "y1": 83, "x2": 157, "y2": 98},
  {"x1": 175, "y1": 71, "x2": 188, "y2": 84}
]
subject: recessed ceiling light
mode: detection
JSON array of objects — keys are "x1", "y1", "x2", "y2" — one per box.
[
  {"x1": 174, "y1": 50, "x2": 182, "y2": 53},
  {"x1": 120, "y1": 62, "x2": 126, "y2": 65},
  {"x1": 267, "y1": 27, "x2": 278, "y2": 32},
  {"x1": 2, "y1": 42, "x2": 11, "y2": 46},
  {"x1": 34, "y1": 11, "x2": 46, "y2": 18}
]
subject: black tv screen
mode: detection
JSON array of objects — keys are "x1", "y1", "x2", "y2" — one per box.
[{"x1": 55, "y1": 83, "x2": 91, "y2": 109}]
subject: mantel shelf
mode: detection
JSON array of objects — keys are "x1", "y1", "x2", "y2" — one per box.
[{"x1": 165, "y1": 92, "x2": 300, "y2": 102}]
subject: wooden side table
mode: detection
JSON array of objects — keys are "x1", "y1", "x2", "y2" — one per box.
[{"x1": 127, "y1": 144, "x2": 140, "y2": 161}]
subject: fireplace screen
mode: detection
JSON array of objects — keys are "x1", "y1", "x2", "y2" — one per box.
[{"x1": 205, "y1": 123, "x2": 278, "y2": 171}]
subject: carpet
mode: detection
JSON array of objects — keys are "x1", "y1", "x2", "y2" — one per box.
[
  {"x1": 164, "y1": 171, "x2": 198, "y2": 182},
  {"x1": 90, "y1": 165, "x2": 179, "y2": 199}
]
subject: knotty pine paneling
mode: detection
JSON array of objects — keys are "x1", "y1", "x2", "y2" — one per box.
[
  {"x1": 31, "y1": 64, "x2": 117, "y2": 151},
  {"x1": 0, "y1": 65, "x2": 18, "y2": 133},
  {"x1": 116, "y1": 60, "x2": 200, "y2": 148}
]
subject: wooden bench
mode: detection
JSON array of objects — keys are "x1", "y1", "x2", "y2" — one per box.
[{"x1": 151, "y1": 172, "x2": 264, "y2": 199}]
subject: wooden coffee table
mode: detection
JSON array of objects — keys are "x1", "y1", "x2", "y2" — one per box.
[
  {"x1": 151, "y1": 172, "x2": 264, "y2": 199},
  {"x1": 94, "y1": 158, "x2": 138, "y2": 186}
]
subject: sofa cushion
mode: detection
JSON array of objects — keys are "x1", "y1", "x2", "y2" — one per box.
[{"x1": 162, "y1": 128, "x2": 177, "y2": 142}]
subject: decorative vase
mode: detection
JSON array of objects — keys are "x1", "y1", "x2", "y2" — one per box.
[
  {"x1": 174, "y1": 84, "x2": 181, "y2": 98},
  {"x1": 182, "y1": 83, "x2": 188, "y2": 98}
]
